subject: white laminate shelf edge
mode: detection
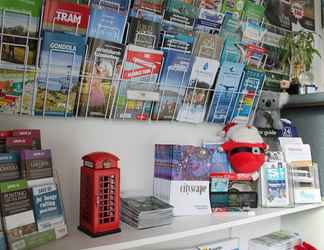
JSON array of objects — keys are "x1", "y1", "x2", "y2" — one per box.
[{"x1": 40, "y1": 203, "x2": 324, "y2": 250}]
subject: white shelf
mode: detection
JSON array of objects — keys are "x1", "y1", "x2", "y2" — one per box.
[{"x1": 40, "y1": 203, "x2": 324, "y2": 250}]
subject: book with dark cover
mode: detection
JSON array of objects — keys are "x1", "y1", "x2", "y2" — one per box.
[
  {"x1": 35, "y1": 31, "x2": 86, "y2": 117},
  {"x1": 78, "y1": 38, "x2": 124, "y2": 118},
  {"x1": 0, "y1": 152, "x2": 20, "y2": 181},
  {"x1": 127, "y1": 17, "x2": 161, "y2": 49},
  {"x1": 20, "y1": 149, "x2": 53, "y2": 180},
  {"x1": 114, "y1": 45, "x2": 163, "y2": 120},
  {"x1": 193, "y1": 32, "x2": 224, "y2": 60},
  {"x1": 152, "y1": 50, "x2": 193, "y2": 120},
  {"x1": 6, "y1": 136, "x2": 38, "y2": 152},
  {"x1": 263, "y1": 72, "x2": 288, "y2": 92},
  {"x1": 32, "y1": 183, "x2": 65, "y2": 232},
  {"x1": 88, "y1": 4, "x2": 127, "y2": 43},
  {"x1": 43, "y1": 0, "x2": 90, "y2": 35},
  {"x1": 263, "y1": 0, "x2": 292, "y2": 30},
  {"x1": 0, "y1": 180, "x2": 37, "y2": 243},
  {"x1": 164, "y1": 0, "x2": 198, "y2": 28},
  {"x1": 12, "y1": 129, "x2": 41, "y2": 149}
]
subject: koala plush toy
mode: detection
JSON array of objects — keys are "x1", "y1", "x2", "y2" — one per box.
[{"x1": 254, "y1": 91, "x2": 289, "y2": 130}]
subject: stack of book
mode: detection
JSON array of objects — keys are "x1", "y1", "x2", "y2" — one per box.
[{"x1": 121, "y1": 196, "x2": 173, "y2": 229}]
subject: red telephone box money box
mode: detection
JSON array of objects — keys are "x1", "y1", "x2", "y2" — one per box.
[{"x1": 78, "y1": 152, "x2": 121, "y2": 237}]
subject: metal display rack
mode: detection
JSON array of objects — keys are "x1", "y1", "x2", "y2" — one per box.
[{"x1": 0, "y1": 0, "x2": 271, "y2": 126}]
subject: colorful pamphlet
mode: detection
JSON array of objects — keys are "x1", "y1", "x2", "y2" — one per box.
[
  {"x1": 12, "y1": 129, "x2": 41, "y2": 149},
  {"x1": 114, "y1": 45, "x2": 163, "y2": 120},
  {"x1": 196, "y1": 0, "x2": 223, "y2": 13},
  {"x1": 0, "y1": 68, "x2": 36, "y2": 115},
  {"x1": 164, "y1": 0, "x2": 197, "y2": 28},
  {"x1": 20, "y1": 149, "x2": 53, "y2": 180},
  {"x1": 261, "y1": 152, "x2": 292, "y2": 207},
  {"x1": 221, "y1": 0, "x2": 246, "y2": 18},
  {"x1": 195, "y1": 9, "x2": 225, "y2": 34},
  {"x1": 177, "y1": 56, "x2": 219, "y2": 123},
  {"x1": 0, "y1": 152, "x2": 20, "y2": 181},
  {"x1": 229, "y1": 68, "x2": 265, "y2": 124},
  {"x1": 132, "y1": 0, "x2": 164, "y2": 15},
  {"x1": 43, "y1": 0, "x2": 90, "y2": 35},
  {"x1": 87, "y1": 5, "x2": 127, "y2": 43},
  {"x1": 0, "y1": 180, "x2": 37, "y2": 244},
  {"x1": 193, "y1": 32, "x2": 224, "y2": 60},
  {"x1": 207, "y1": 62, "x2": 245, "y2": 123},
  {"x1": 91, "y1": 0, "x2": 130, "y2": 15},
  {"x1": 35, "y1": 31, "x2": 86, "y2": 116},
  {"x1": 6, "y1": 136, "x2": 38, "y2": 152},
  {"x1": 78, "y1": 38, "x2": 124, "y2": 118},
  {"x1": 0, "y1": 0, "x2": 42, "y2": 37},
  {"x1": 152, "y1": 50, "x2": 193, "y2": 120},
  {"x1": 241, "y1": 0, "x2": 265, "y2": 22},
  {"x1": 161, "y1": 23, "x2": 194, "y2": 53},
  {"x1": 32, "y1": 183, "x2": 65, "y2": 232},
  {"x1": 127, "y1": 17, "x2": 161, "y2": 49}
]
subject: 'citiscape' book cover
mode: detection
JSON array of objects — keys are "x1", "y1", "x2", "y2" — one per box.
[
  {"x1": 78, "y1": 38, "x2": 124, "y2": 118},
  {"x1": 114, "y1": 45, "x2": 163, "y2": 120},
  {"x1": 0, "y1": 68, "x2": 36, "y2": 115},
  {"x1": 43, "y1": 0, "x2": 90, "y2": 35},
  {"x1": 87, "y1": 4, "x2": 127, "y2": 43},
  {"x1": 152, "y1": 50, "x2": 194, "y2": 120},
  {"x1": 35, "y1": 31, "x2": 86, "y2": 116}
]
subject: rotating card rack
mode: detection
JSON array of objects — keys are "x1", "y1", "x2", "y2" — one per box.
[{"x1": 0, "y1": 0, "x2": 270, "y2": 126}]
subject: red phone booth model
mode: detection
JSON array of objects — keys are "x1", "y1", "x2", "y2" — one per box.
[{"x1": 78, "y1": 152, "x2": 121, "y2": 237}]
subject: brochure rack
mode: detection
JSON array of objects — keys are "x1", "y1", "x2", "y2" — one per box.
[{"x1": 0, "y1": 2, "x2": 268, "y2": 126}]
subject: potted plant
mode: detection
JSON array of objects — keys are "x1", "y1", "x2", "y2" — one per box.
[{"x1": 279, "y1": 31, "x2": 321, "y2": 94}]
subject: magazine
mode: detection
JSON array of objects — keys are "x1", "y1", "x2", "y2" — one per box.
[
  {"x1": 193, "y1": 32, "x2": 224, "y2": 60},
  {"x1": 164, "y1": 0, "x2": 197, "y2": 28},
  {"x1": 195, "y1": 9, "x2": 225, "y2": 34}
]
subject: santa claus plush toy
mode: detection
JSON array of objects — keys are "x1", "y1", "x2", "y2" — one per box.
[{"x1": 220, "y1": 123, "x2": 268, "y2": 174}]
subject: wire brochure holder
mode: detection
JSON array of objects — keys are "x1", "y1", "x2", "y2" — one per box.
[{"x1": 0, "y1": 1, "x2": 269, "y2": 126}]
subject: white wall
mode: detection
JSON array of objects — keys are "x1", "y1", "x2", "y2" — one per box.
[{"x1": 0, "y1": 115, "x2": 222, "y2": 226}]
